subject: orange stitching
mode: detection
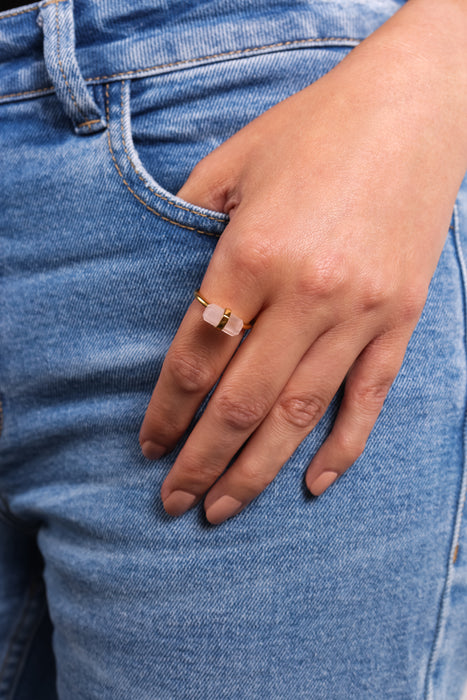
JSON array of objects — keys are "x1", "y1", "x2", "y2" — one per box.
[
  {"x1": 118, "y1": 81, "x2": 226, "y2": 224},
  {"x1": 105, "y1": 84, "x2": 220, "y2": 238},
  {"x1": 42, "y1": 0, "x2": 67, "y2": 8},
  {"x1": 0, "y1": 86, "x2": 53, "y2": 100},
  {"x1": 77, "y1": 118, "x2": 101, "y2": 127},
  {"x1": 86, "y1": 37, "x2": 359, "y2": 83},
  {"x1": 0, "y1": 0, "x2": 67, "y2": 21},
  {"x1": 0, "y1": 4, "x2": 39, "y2": 20},
  {"x1": 54, "y1": 0, "x2": 87, "y2": 119},
  {"x1": 0, "y1": 36, "x2": 358, "y2": 102}
]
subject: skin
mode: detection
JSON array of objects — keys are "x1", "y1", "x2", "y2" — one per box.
[{"x1": 139, "y1": 0, "x2": 467, "y2": 525}]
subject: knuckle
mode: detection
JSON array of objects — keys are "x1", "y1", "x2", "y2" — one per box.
[
  {"x1": 231, "y1": 237, "x2": 276, "y2": 281},
  {"x1": 399, "y1": 282, "x2": 427, "y2": 323},
  {"x1": 350, "y1": 377, "x2": 393, "y2": 408},
  {"x1": 177, "y1": 455, "x2": 221, "y2": 488},
  {"x1": 297, "y1": 256, "x2": 349, "y2": 300},
  {"x1": 334, "y1": 430, "x2": 366, "y2": 462},
  {"x1": 276, "y1": 394, "x2": 326, "y2": 430},
  {"x1": 358, "y1": 274, "x2": 393, "y2": 312},
  {"x1": 239, "y1": 462, "x2": 274, "y2": 491},
  {"x1": 215, "y1": 390, "x2": 269, "y2": 432},
  {"x1": 166, "y1": 348, "x2": 216, "y2": 394}
]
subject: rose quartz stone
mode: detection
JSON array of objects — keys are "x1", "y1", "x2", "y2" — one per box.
[{"x1": 202, "y1": 303, "x2": 243, "y2": 336}]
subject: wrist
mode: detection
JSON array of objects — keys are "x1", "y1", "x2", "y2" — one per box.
[
  {"x1": 367, "y1": 0, "x2": 467, "y2": 101},
  {"x1": 339, "y1": 0, "x2": 467, "y2": 170}
]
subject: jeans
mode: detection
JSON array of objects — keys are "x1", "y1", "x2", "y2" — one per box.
[{"x1": 1, "y1": 1, "x2": 467, "y2": 698}]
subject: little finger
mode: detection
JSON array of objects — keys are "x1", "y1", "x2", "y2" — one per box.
[{"x1": 305, "y1": 329, "x2": 411, "y2": 496}]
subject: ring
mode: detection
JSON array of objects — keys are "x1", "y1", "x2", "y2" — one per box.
[{"x1": 194, "y1": 289, "x2": 255, "y2": 336}]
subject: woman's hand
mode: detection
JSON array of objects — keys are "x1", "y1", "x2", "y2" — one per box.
[{"x1": 139, "y1": 0, "x2": 467, "y2": 524}]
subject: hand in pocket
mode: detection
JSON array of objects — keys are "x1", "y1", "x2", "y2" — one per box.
[{"x1": 139, "y1": 0, "x2": 467, "y2": 524}]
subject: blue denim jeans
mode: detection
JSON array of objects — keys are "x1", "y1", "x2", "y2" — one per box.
[{"x1": 1, "y1": 1, "x2": 467, "y2": 698}]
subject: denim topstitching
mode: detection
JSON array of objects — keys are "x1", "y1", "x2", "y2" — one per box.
[
  {"x1": 0, "y1": 3, "x2": 40, "y2": 21},
  {"x1": 0, "y1": 36, "x2": 360, "y2": 102},
  {"x1": 423, "y1": 204, "x2": 467, "y2": 700},
  {"x1": 119, "y1": 80, "x2": 226, "y2": 224},
  {"x1": 105, "y1": 83, "x2": 222, "y2": 238}
]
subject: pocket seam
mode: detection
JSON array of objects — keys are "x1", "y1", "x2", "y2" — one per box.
[
  {"x1": 119, "y1": 80, "x2": 226, "y2": 224},
  {"x1": 104, "y1": 82, "x2": 222, "y2": 238}
]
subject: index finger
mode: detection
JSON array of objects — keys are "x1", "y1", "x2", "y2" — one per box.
[{"x1": 138, "y1": 278, "x2": 261, "y2": 459}]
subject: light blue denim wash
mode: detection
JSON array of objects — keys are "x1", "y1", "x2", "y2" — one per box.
[{"x1": 1, "y1": 0, "x2": 466, "y2": 698}]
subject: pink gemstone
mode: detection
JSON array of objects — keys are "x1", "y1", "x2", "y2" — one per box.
[
  {"x1": 202, "y1": 303, "x2": 224, "y2": 327},
  {"x1": 222, "y1": 314, "x2": 243, "y2": 336},
  {"x1": 202, "y1": 303, "x2": 243, "y2": 336}
]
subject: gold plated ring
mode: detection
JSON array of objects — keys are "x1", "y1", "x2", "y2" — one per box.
[{"x1": 194, "y1": 289, "x2": 255, "y2": 336}]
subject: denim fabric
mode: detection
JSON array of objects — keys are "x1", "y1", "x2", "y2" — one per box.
[{"x1": 1, "y1": 1, "x2": 466, "y2": 698}]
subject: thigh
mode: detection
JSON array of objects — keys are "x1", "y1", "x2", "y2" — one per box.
[{"x1": 1, "y1": 15, "x2": 467, "y2": 700}]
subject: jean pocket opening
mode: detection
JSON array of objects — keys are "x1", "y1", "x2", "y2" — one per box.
[{"x1": 104, "y1": 79, "x2": 229, "y2": 238}]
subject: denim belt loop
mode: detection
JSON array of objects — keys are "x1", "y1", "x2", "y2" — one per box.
[{"x1": 37, "y1": 0, "x2": 106, "y2": 135}]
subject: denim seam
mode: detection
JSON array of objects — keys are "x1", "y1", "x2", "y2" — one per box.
[
  {"x1": 105, "y1": 83, "x2": 220, "y2": 238},
  {"x1": 119, "y1": 80, "x2": 226, "y2": 224},
  {"x1": 423, "y1": 205, "x2": 467, "y2": 700},
  {"x1": 0, "y1": 37, "x2": 359, "y2": 102},
  {"x1": 52, "y1": 0, "x2": 88, "y2": 123},
  {"x1": 0, "y1": 87, "x2": 54, "y2": 100},
  {"x1": 0, "y1": 0, "x2": 67, "y2": 25},
  {"x1": 76, "y1": 117, "x2": 101, "y2": 128},
  {"x1": 88, "y1": 37, "x2": 360, "y2": 83},
  {"x1": 0, "y1": 580, "x2": 39, "y2": 698},
  {"x1": 0, "y1": 4, "x2": 39, "y2": 21},
  {"x1": 5, "y1": 603, "x2": 47, "y2": 700}
]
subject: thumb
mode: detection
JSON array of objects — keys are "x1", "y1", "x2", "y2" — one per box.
[{"x1": 176, "y1": 146, "x2": 241, "y2": 216}]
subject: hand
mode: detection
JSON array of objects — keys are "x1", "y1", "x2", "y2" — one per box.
[{"x1": 139, "y1": 0, "x2": 467, "y2": 524}]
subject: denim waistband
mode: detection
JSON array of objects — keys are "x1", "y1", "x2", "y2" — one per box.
[{"x1": 0, "y1": 0, "x2": 405, "y2": 107}]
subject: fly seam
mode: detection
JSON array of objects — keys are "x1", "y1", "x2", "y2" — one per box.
[
  {"x1": 119, "y1": 81, "x2": 226, "y2": 223},
  {"x1": 0, "y1": 580, "x2": 37, "y2": 689},
  {"x1": 105, "y1": 84, "x2": 219, "y2": 238}
]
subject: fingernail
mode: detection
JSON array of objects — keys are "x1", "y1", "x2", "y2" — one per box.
[
  {"x1": 141, "y1": 441, "x2": 166, "y2": 460},
  {"x1": 308, "y1": 471, "x2": 339, "y2": 496},
  {"x1": 163, "y1": 490, "x2": 198, "y2": 517},
  {"x1": 205, "y1": 495, "x2": 243, "y2": 525}
]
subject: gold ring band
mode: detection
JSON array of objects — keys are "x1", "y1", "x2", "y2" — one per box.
[{"x1": 194, "y1": 289, "x2": 255, "y2": 335}]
